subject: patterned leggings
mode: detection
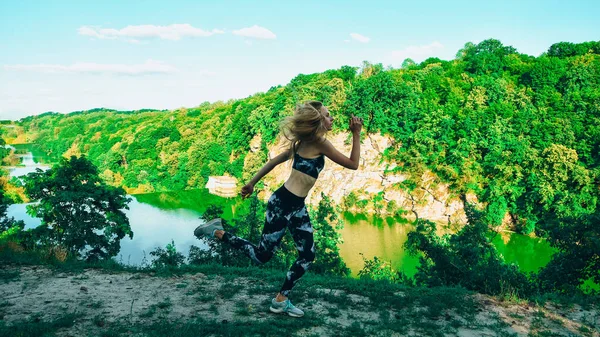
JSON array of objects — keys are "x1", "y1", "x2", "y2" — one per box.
[{"x1": 222, "y1": 184, "x2": 315, "y2": 297}]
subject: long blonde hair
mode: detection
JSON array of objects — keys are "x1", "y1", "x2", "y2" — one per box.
[{"x1": 280, "y1": 100, "x2": 328, "y2": 159}]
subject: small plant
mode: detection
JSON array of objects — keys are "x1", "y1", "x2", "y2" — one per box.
[
  {"x1": 358, "y1": 254, "x2": 399, "y2": 283},
  {"x1": 88, "y1": 301, "x2": 103, "y2": 309},
  {"x1": 233, "y1": 302, "x2": 253, "y2": 316},
  {"x1": 196, "y1": 294, "x2": 213, "y2": 303},
  {"x1": 92, "y1": 315, "x2": 105, "y2": 327},
  {"x1": 149, "y1": 240, "x2": 185, "y2": 268},
  {"x1": 157, "y1": 298, "x2": 172, "y2": 309}
]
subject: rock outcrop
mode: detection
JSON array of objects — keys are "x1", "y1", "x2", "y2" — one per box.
[{"x1": 258, "y1": 132, "x2": 467, "y2": 224}]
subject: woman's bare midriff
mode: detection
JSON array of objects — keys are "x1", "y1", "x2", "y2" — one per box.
[
  {"x1": 283, "y1": 141, "x2": 323, "y2": 197},
  {"x1": 284, "y1": 169, "x2": 318, "y2": 197}
]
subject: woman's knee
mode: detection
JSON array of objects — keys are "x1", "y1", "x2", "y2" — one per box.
[
  {"x1": 300, "y1": 250, "x2": 315, "y2": 263},
  {"x1": 256, "y1": 250, "x2": 275, "y2": 264}
]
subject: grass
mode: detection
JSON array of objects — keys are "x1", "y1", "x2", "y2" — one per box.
[
  {"x1": 0, "y1": 312, "x2": 82, "y2": 337},
  {"x1": 139, "y1": 298, "x2": 172, "y2": 318},
  {"x1": 196, "y1": 294, "x2": 214, "y2": 302},
  {"x1": 92, "y1": 315, "x2": 106, "y2": 328},
  {"x1": 87, "y1": 300, "x2": 103, "y2": 309},
  {"x1": 233, "y1": 301, "x2": 254, "y2": 316},
  {"x1": 95, "y1": 313, "x2": 327, "y2": 337},
  {"x1": 341, "y1": 321, "x2": 369, "y2": 337},
  {"x1": 156, "y1": 298, "x2": 172, "y2": 310},
  {"x1": 0, "y1": 269, "x2": 19, "y2": 283}
]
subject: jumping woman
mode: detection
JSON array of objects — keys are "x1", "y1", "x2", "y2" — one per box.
[{"x1": 194, "y1": 100, "x2": 363, "y2": 317}]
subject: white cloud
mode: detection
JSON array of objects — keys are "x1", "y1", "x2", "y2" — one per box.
[
  {"x1": 350, "y1": 33, "x2": 370, "y2": 43},
  {"x1": 4, "y1": 60, "x2": 178, "y2": 75},
  {"x1": 390, "y1": 41, "x2": 444, "y2": 63},
  {"x1": 232, "y1": 25, "x2": 276, "y2": 39},
  {"x1": 78, "y1": 26, "x2": 113, "y2": 39},
  {"x1": 78, "y1": 24, "x2": 224, "y2": 41}
]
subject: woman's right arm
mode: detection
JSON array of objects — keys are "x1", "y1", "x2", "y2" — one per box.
[
  {"x1": 241, "y1": 150, "x2": 290, "y2": 198},
  {"x1": 248, "y1": 150, "x2": 290, "y2": 185},
  {"x1": 319, "y1": 115, "x2": 363, "y2": 170}
]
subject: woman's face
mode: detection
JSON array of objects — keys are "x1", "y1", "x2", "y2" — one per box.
[{"x1": 321, "y1": 106, "x2": 334, "y2": 131}]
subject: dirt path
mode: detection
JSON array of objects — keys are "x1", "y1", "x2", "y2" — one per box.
[{"x1": 1, "y1": 266, "x2": 598, "y2": 336}]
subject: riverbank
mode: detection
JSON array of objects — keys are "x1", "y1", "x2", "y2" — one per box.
[{"x1": 1, "y1": 261, "x2": 598, "y2": 337}]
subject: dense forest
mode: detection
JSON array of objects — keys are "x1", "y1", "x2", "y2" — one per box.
[{"x1": 2, "y1": 39, "x2": 599, "y2": 295}]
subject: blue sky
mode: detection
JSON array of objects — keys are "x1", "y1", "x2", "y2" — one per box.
[{"x1": 1, "y1": 0, "x2": 599, "y2": 120}]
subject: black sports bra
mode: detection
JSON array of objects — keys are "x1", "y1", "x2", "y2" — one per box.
[{"x1": 292, "y1": 143, "x2": 325, "y2": 179}]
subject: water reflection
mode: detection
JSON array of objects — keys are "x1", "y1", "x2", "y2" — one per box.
[
  {"x1": 338, "y1": 212, "x2": 420, "y2": 277},
  {"x1": 491, "y1": 232, "x2": 555, "y2": 273},
  {"x1": 7, "y1": 153, "x2": 50, "y2": 177},
  {"x1": 3, "y1": 144, "x2": 51, "y2": 177},
  {"x1": 114, "y1": 198, "x2": 209, "y2": 266},
  {"x1": 9, "y1": 198, "x2": 210, "y2": 267}
]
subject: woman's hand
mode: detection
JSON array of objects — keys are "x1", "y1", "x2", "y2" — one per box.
[
  {"x1": 240, "y1": 183, "x2": 254, "y2": 199},
  {"x1": 349, "y1": 115, "x2": 363, "y2": 134}
]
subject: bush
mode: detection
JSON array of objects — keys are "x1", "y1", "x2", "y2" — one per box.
[
  {"x1": 405, "y1": 201, "x2": 532, "y2": 297},
  {"x1": 150, "y1": 240, "x2": 185, "y2": 268}
]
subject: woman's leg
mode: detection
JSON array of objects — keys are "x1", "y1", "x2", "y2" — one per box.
[
  {"x1": 220, "y1": 194, "x2": 288, "y2": 265},
  {"x1": 279, "y1": 206, "x2": 315, "y2": 297}
]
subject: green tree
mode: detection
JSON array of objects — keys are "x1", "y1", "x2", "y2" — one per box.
[
  {"x1": 537, "y1": 211, "x2": 600, "y2": 294},
  {"x1": 23, "y1": 156, "x2": 132, "y2": 260},
  {"x1": 310, "y1": 193, "x2": 350, "y2": 276},
  {"x1": 0, "y1": 135, "x2": 10, "y2": 162},
  {"x1": 0, "y1": 187, "x2": 26, "y2": 244},
  {"x1": 463, "y1": 39, "x2": 518, "y2": 76},
  {"x1": 547, "y1": 41, "x2": 600, "y2": 58},
  {"x1": 405, "y1": 200, "x2": 531, "y2": 296},
  {"x1": 401, "y1": 58, "x2": 416, "y2": 69}
]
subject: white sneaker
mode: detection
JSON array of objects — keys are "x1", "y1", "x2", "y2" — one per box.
[
  {"x1": 269, "y1": 298, "x2": 304, "y2": 318},
  {"x1": 194, "y1": 218, "x2": 223, "y2": 239}
]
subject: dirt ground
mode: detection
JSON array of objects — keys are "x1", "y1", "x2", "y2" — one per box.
[{"x1": 1, "y1": 266, "x2": 598, "y2": 336}]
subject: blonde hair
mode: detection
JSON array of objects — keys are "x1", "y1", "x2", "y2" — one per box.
[{"x1": 280, "y1": 100, "x2": 328, "y2": 159}]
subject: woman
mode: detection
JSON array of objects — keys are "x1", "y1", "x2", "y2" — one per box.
[{"x1": 194, "y1": 100, "x2": 363, "y2": 317}]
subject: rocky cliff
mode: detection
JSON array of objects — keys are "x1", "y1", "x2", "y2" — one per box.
[{"x1": 245, "y1": 132, "x2": 469, "y2": 224}]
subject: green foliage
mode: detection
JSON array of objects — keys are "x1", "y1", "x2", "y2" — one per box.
[
  {"x1": 310, "y1": 193, "x2": 350, "y2": 276},
  {"x1": 150, "y1": 240, "x2": 185, "y2": 268},
  {"x1": 405, "y1": 201, "x2": 531, "y2": 297},
  {"x1": 547, "y1": 41, "x2": 600, "y2": 58},
  {"x1": 342, "y1": 191, "x2": 357, "y2": 209},
  {"x1": 0, "y1": 135, "x2": 9, "y2": 163},
  {"x1": 0, "y1": 189, "x2": 26, "y2": 244},
  {"x1": 358, "y1": 255, "x2": 399, "y2": 282},
  {"x1": 343, "y1": 67, "x2": 414, "y2": 134},
  {"x1": 22, "y1": 156, "x2": 132, "y2": 261},
  {"x1": 0, "y1": 132, "x2": 28, "y2": 243},
  {"x1": 537, "y1": 211, "x2": 600, "y2": 294},
  {"x1": 0, "y1": 312, "x2": 82, "y2": 337},
  {"x1": 463, "y1": 39, "x2": 518, "y2": 76}
]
